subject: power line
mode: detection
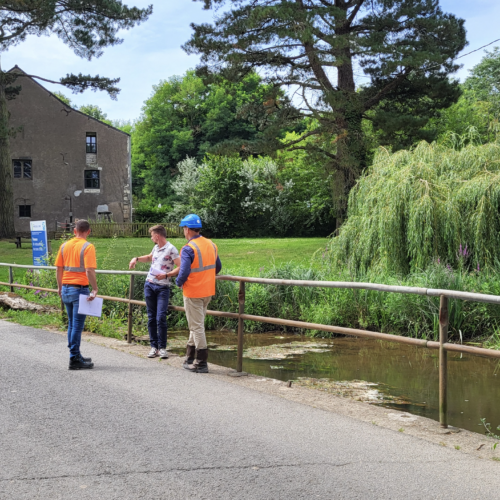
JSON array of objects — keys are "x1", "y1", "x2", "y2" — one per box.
[
  {"x1": 455, "y1": 38, "x2": 500, "y2": 60},
  {"x1": 352, "y1": 38, "x2": 500, "y2": 82}
]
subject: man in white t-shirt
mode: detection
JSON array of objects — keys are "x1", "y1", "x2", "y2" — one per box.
[{"x1": 129, "y1": 225, "x2": 181, "y2": 359}]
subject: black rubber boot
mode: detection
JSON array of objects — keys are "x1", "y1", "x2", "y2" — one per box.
[
  {"x1": 69, "y1": 356, "x2": 94, "y2": 370},
  {"x1": 183, "y1": 345, "x2": 196, "y2": 370},
  {"x1": 193, "y1": 349, "x2": 208, "y2": 374}
]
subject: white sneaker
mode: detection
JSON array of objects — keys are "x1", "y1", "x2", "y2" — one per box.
[
  {"x1": 159, "y1": 349, "x2": 169, "y2": 359},
  {"x1": 148, "y1": 348, "x2": 158, "y2": 358}
]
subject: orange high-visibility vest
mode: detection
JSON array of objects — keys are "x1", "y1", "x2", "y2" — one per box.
[
  {"x1": 182, "y1": 236, "x2": 218, "y2": 298},
  {"x1": 54, "y1": 238, "x2": 97, "y2": 285}
]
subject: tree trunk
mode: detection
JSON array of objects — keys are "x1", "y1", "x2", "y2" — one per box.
[
  {"x1": 334, "y1": 108, "x2": 365, "y2": 211},
  {"x1": 0, "y1": 61, "x2": 15, "y2": 239},
  {"x1": 332, "y1": 45, "x2": 366, "y2": 224}
]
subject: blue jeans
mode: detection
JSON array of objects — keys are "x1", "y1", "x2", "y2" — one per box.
[
  {"x1": 144, "y1": 281, "x2": 171, "y2": 349},
  {"x1": 61, "y1": 285, "x2": 90, "y2": 360}
]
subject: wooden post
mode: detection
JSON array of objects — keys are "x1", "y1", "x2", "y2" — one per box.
[
  {"x1": 9, "y1": 266, "x2": 13, "y2": 293},
  {"x1": 439, "y1": 295, "x2": 449, "y2": 428},
  {"x1": 127, "y1": 274, "x2": 135, "y2": 344},
  {"x1": 237, "y1": 281, "x2": 245, "y2": 373}
]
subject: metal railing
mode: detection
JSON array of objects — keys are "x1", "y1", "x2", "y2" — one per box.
[{"x1": 2, "y1": 262, "x2": 500, "y2": 429}]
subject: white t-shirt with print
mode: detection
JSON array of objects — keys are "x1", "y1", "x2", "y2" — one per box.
[{"x1": 147, "y1": 242, "x2": 180, "y2": 286}]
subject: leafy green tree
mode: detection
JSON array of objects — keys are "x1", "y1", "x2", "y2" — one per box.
[
  {"x1": 78, "y1": 104, "x2": 112, "y2": 124},
  {"x1": 53, "y1": 91, "x2": 72, "y2": 106},
  {"x1": 51, "y1": 94, "x2": 131, "y2": 130},
  {"x1": 112, "y1": 119, "x2": 134, "y2": 134},
  {"x1": 132, "y1": 72, "x2": 202, "y2": 203},
  {"x1": 167, "y1": 154, "x2": 334, "y2": 237},
  {"x1": 329, "y1": 139, "x2": 500, "y2": 275},
  {"x1": 422, "y1": 48, "x2": 500, "y2": 145},
  {"x1": 0, "y1": 0, "x2": 152, "y2": 237},
  {"x1": 430, "y1": 90, "x2": 498, "y2": 145},
  {"x1": 463, "y1": 47, "x2": 500, "y2": 106},
  {"x1": 364, "y1": 74, "x2": 462, "y2": 151},
  {"x1": 169, "y1": 155, "x2": 295, "y2": 237},
  {"x1": 184, "y1": 0, "x2": 466, "y2": 224},
  {"x1": 132, "y1": 70, "x2": 276, "y2": 203},
  {"x1": 276, "y1": 130, "x2": 336, "y2": 233}
]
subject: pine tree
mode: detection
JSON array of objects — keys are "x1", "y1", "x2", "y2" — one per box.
[
  {"x1": 184, "y1": 0, "x2": 466, "y2": 224},
  {"x1": 0, "y1": 1, "x2": 152, "y2": 238}
]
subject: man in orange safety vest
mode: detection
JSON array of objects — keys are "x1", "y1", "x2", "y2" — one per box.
[
  {"x1": 55, "y1": 219, "x2": 98, "y2": 370},
  {"x1": 176, "y1": 214, "x2": 222, "y2": 373}
]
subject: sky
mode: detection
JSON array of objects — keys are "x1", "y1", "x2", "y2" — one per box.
[{"x1": 1, "y1": 0, "x2": 499, "y2": 123}]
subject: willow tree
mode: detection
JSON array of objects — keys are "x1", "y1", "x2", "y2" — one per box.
[
  {"x1": 0, "y1": 1, "x2": 152, "y2": 238},
  {"x1": 184, "y1": 0, "x2": 466, "y2": 224},
  {"x1": 329, "y1": 138, "x2": 500, "y2": 274}
]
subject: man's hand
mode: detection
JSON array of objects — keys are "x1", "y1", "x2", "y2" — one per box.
[
  {"x1": 86, "y1": 269, "x2": 98, "y2": 299},
  {"x1": 156, "y1": 274, "x2": 167, "y2": 280},
  {"x1": 56, "y1": 267, "x2": 64, "y2": 298}
]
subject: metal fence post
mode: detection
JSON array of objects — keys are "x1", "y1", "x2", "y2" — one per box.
[
  {"x1": 127, "y1": 274, "x2": 135, "y2": 344},
  {"x1": 237, "y1": 281, "x2": 245, "y2": 372},
  {"x1": 9, "y1": 266, "x2": 13, "y2": 293},
  {"x1": 439, "y1": 295, "x2": 449, "y2": 428}
]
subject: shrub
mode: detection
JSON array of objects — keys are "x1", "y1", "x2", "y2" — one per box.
[{"x1": 166, "y1": 155, "x2": 335, "y2": 237}]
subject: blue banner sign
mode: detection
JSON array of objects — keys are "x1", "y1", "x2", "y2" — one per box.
[{"x1": 30, "y1": 220, "x2": 49, "y2": 266}]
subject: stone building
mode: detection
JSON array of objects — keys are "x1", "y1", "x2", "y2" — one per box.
[{"x1": 7, "y1": 66, "x2": 132, "y2": 236}]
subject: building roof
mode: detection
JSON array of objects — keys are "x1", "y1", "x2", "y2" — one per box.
[{"x1": 7, "y1": 65, "x2": 131, "y2": 137}]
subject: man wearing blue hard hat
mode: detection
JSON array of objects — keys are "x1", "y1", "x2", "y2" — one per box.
[{"x1": 176, "y1": 214, "x2": 222, "y2": 373}]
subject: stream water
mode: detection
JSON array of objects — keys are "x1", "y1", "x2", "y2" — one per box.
[{"x1": 168, "y1": 331, "x2": 500, "y2": 435}]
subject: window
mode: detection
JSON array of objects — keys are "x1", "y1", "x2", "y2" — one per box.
[
  {"x1": 19, "y1": 205, "x2": 31, "y2": 218},
  {"x1": 13, "y1": 160, "x2": 32, "y2": 179},
  {"x1": 86, "y1": 133, "x2": 97, "y2": 153},
  {"x1": 84, "y1": 170, "x2": 100, "y2": 189}
]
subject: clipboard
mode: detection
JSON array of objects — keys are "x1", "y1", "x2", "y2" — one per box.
[{"x1": 78, "y1": 294, "x2": 103, "y2": 317}]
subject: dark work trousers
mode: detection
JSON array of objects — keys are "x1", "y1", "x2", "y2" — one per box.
[
  {"x1": 144, "y1": 281, "x2": 171, "y2": 349},
  {"x1": 61, "y1": 284, "x2": 90, "y2": 360}
]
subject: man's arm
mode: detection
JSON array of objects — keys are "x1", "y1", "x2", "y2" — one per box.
[
  {"x1": 86, "y1": 268, "x2": 98, "y2": 301},
  {"x1": 56, "y1": 267, "x2": 64, "y2": 297},
  {"x1": 166, "y1": 257, "x2": 181, "y2": 278},
  {"x1": 129, "y1": 253, "x2": 152, "y2": 269},
  {"x1": 216, "y1": 255, "x2": 222, "y2": 275},
  {"x1": 176, "y1": 248, "x2": 194, "y2": 287}
]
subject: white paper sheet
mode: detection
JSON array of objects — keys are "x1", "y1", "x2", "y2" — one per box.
[
  {"x1": 149, "y1": 267, "x2": 163, "y2": 276},
  {"x1": 78, "y1": 294, "x2": 103, "y2": 317}
]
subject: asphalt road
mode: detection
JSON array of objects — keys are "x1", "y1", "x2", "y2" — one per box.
[{"x1": 2, "y1": 320, "x2": 500, "y2": 500}]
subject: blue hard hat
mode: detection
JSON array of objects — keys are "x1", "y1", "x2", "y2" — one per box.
[{"x1": 179, "y1": 213, "x2": 202, "y2": 228}]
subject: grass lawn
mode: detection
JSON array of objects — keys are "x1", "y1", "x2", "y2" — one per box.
[{"x1": 0, "y1": 237, "x2": 328, "y2": 282}]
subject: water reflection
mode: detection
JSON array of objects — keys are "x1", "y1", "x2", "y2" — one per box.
[{"x1": 168, "y1": 331, "x2": 500, "y2": 434}]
